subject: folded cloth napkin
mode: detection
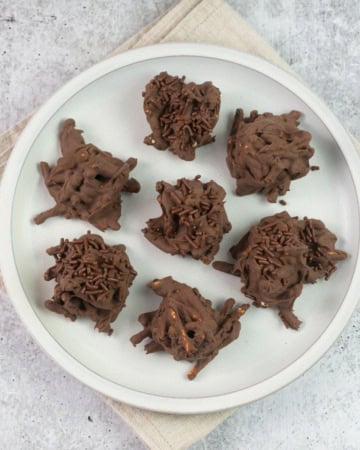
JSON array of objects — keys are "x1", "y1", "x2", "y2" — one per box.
[{"x1": 1, "y1": 0, "x2": 359, "y2": 449}]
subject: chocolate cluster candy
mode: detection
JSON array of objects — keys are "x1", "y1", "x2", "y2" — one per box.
[
  {"x1": 143, "y1": 72, "x2": 221, "y2": 161},
  {"x1": 131, "y1": 277, "x2": 249, "y2": 380},
  {"x1": 213, "y1": 212, "x2": 347, "y2": 329},
  {"x1": 143, "y1": 176, "x2": 231, "y2": 264},
  {"x1": 227, "y1": 109, "x2": 315, "y2": 202},
  {"x1": 34, "y1": 119, "x2": 140, "y2": 231},
  {"x1": 44, "y1": 232, "x2": 137, "y2": 335}
]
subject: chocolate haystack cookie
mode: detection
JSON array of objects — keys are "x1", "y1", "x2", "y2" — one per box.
[
  {"x1": 143, "y1": 176, "x2": 231, "y2": 264},
  {"x1": 34, "y1": 119, "x2": 140, "y2": 231},
  {"x1": 143, "y1": 72, "x2": 221, "y2": 161},
  {"x1": 213, "y1": 212, "x2": 347, "y2": 329},
  {"x1": 131, "y1": 276, "x2": 249, "y2": 380},
  {"x1": 44, "y1": 232, "x2": 137, "y2": 335},
  {"x1": 227, "y1": 109, "x2": 315, "y2": 202}
]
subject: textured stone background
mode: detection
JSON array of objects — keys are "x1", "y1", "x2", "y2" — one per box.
[{"x1": 0, "y1": 1, "x2": 359, "y2": 449}]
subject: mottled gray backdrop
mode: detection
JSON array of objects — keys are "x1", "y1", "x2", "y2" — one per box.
[{"x1": 1, "y1": 1, "x2": 359, "y2": 449}]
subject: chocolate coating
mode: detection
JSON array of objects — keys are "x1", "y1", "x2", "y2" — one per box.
[
  {"x1": 143, "y1": 72, "x2": 221, "y2": 161},
  {"x1": 213, "y1": 212, "x2": 347, "y2": 329},
  {"x1": 34, "y1": 119, "x2": 140, "y2": 231},
  {"x1": 130, "y1": 276, "x2": 249, "y2": 380},
  {"x1": 44, "y1": 232, "x2": 137, "y2": 335},
  {"x1": 143, "y1": 176, "x2": 231, "y2": 264},
  {"x1": 227, "y1": 109, "x2": 315, "y2": 202}
]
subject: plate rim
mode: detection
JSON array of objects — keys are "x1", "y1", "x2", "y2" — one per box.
[{"x1": 1, "y1": 42, "x2": 360, "y2": 414}]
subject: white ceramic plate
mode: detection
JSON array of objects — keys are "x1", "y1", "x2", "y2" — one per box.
[{"x1": 1, "y1": 43, "x2": 360, "y2": 414}]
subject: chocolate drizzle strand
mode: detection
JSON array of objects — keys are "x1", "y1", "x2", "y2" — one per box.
[
  {"x1": 213, "y1": 212, "x2": 347, "y2": 329},
  {"x1": 44, "y1": 232, "x2": 137, "y2": 335},
  {"x1": 34, "y1": 119, "x2": 140, "y2": 231},
  {"x1": 143, "y1": 72, "x2": 221, "y2": 161},
  {"x1": 130, "y1": 276, "x2": 249, "y2": 380},
  {"x1": 143, "y1": 176, "x2": 231, "y2": 264},
  {"x1": 227, "y1": 109, "x2": 315, "y2": 202}
]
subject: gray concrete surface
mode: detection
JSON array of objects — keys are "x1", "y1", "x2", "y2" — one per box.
[{"x1": 1, "y1": 1, "x2": 359, "y2": 449}]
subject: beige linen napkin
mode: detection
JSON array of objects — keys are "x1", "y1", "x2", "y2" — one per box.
[{"x1": 1, "y1": 1, "x2": 359, "y2": 449}]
